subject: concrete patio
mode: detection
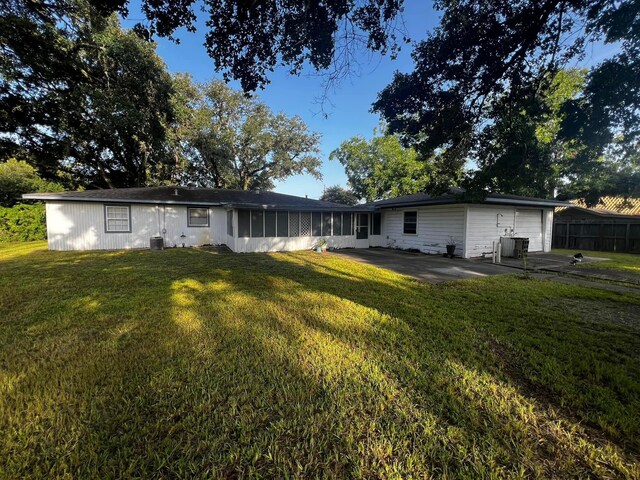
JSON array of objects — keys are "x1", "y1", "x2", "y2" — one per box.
[{"x1": 330, "y1": 248, "x2": 514, "y2": 283}]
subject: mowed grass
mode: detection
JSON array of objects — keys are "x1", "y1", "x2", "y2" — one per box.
[
  {"x1": 553, "y1": 248, "x2": 640, "y2": 274},
  {"x1": 1, "y1": 242, "x2": 639, "y2": 478}
]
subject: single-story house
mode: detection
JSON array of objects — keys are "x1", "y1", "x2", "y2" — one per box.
[{"x1": 24, "y1": 186, "x2": 569, "y2": 257}]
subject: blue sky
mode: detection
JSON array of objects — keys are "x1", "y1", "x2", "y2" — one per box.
[
  {"x1": 124, "y1": 1, "x2": 440, "y2": 199},
  {"x1": 123, "y1": 2, "x2": 620, "y2": 199}
]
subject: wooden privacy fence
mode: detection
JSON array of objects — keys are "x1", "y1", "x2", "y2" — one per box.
[{"x1": 552, "y1": 221, "x2": 640, "y2": 253}]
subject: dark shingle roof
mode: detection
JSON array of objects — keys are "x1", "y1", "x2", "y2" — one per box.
[
  {"x1": 365, "y1": 188, "x2": 570, "y2": 208},
  {"x1": 23, "y1": 186, "x2": 370, "y2": 211}
]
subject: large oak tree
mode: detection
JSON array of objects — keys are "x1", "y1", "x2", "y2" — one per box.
[
  {"x1": 373, "y1": 0, "x2": 639, "y2": 198},
  {"x1": 182, "y1": 80, "x2": 322, "y2": 190},
  {"x1": 1, "y1": 4, "x2": 178, "y2": 188}
]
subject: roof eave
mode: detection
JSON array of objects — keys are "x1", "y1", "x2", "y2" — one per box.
[
  {"x1": 373, "y1": 197, "x2": 571, "y2": 209},
  {"x1": 22, "y1": 194, "x2": 229, "y2": 206},
  {"x1": 485, "y1": 197, "x2": 572, "y2": 207},
  {"x1": 21, "y1": 194, "x2": 370, "y2": 210}
]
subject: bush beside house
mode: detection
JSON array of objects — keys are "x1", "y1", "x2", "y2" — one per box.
[
  {"x1": 0, "y1": 203, "x2": 47, "y2": 242},
  {"x1": 0, "y1": 159, "x2": 64, "y2": 243}
]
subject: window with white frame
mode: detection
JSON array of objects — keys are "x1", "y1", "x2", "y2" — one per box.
[
  {"x1": 104, "y1": 205, "x2": 131, "y2": 233},
  {"x1": 403, "y1": 211, "x2": 417, "y2": 235},
  {"x1": 188, "y1": 207, "x2": 209, "y2": 227}
]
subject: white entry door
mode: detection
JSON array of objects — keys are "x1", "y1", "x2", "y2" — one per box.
[
  {"x1": 355, "y1": 213, "x2": 369, "y2": 248},
  {"x1": 514, "y1": 209, "x2": 543, "y2": 251}
]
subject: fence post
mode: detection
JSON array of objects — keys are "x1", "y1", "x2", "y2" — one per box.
[
  {"x1": 625, "y1": 223, "x2": 631, "y2": 252},
  {"x1": 565, "y1": 223, "x2": 570, "y2": 249}
]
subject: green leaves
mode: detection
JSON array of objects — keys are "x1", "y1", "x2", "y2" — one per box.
[
  {"x1": 181, "y1": 80, "x2": 321, "y2": 190},
  {"x1": 374, "y1": 0, "x2": 639, "y2": 202},
  {"x1": 0, "y1": 159, "x2": 64, "y2": 207},
  {"x1": 330, "y1": 133, "x2": 435, "y2": 202},
  {"x1": 1, "y1": 5, "x2": 178, "y2": 188},
  {"x1": 319, "y1": 186, "x2": 359, "y2": 206}
]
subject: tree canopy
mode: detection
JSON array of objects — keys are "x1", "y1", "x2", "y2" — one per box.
[
  {"x1": 319, "y1": 185, "x2": 359, "y2": 206},
  {"x1": 181, "y1": 80, "x2": 322, "y2": 191},
  {"x1": 0, "y1": 159, "x2": 64, "y2": 207},
  {"x1": 330, "y1": 133, "x2": 435, "y2": 202},
  {"x1": 469, "y1": 69, "x2": 588, "y2": 198},
  {"x1": 1, "y1": 7, "x2": 178, "y2": 188},
  {"x1": 3, "y1": 0, "x2": 638, "y2": 203},
  {"x1": 3, "y1": 0, "x2": 406, "y2": 94},
  {"x1": 373, "y1": 0, "x2": 639, "y2": 198}
]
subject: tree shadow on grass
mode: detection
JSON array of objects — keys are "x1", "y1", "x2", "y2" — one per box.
[{"x1": 0, "y1": 247, "x2": 639, "y2": 478}]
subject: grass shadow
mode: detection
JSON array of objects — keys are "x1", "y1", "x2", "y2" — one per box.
[{"x1": 0, "y1": 245, "x2": 639, "y2": 477}]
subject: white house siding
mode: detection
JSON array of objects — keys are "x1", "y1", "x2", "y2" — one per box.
[
  {"x1": 234, "y1": 235, "x2": 356, "y2": 253},
  {"x1": 543, "y1": 209, "x2": 553, "y2": 252},
  {"x1": 45, "y1": 202, "x2": 226, "y2": 251},
  {"x1": 464, "y1": 205, "x2": 554, "y2": 258},
  {"x1": 380, "y1": 205, "x2": 466, "y2": 256}
]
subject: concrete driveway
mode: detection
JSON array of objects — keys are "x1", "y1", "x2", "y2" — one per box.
[{"x1": 331, "y1": 248, "x2": 514, "y2": 283}]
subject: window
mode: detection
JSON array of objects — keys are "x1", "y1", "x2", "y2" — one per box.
[
  {"x1": 238, "y1": 209, "x2": 251, "y2": 237},
  {"x1": 226, "y1": 210, "x2": 233, "y2": 236},
  {"x1": 322, "y1": 212, "x2": 332, "y2": 236},
  {"x1": 265, "y1": 210, "x2": 277, "y2": 237},
  {"x1": 372, "y1": 212, "x2": 381, "y2": 235},
  {"x1": 276, "y1": 211, "x2": 289, "y2": 237},
  {"x1": 289, "y1": 211, "x2": 300, "y2": 237},
  {"x1": 333, "y1": 213, "x2": 342, "y2": 236},
  {"x1": 188, "y1": 207, "x2": 209, "y2": 227},
  {"x1": 104, "y1": 205, "x2": 130, "y2": 233},
  {"x1": 403, "y1": 211, "x2": 417, "y2": 234},
  {"x1": 251, "y1": 210, "x2": 264, "y2": 237}
]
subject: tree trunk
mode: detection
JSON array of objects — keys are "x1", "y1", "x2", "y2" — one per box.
[{"x1": 242, "y1": 175, "x2": 250, "y2": 190}]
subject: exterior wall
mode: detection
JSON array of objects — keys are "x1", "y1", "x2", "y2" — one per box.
[
  {"x1": 234, "y1": 235, "x2": 356, "y2": 253},
  {"x1": 464, "y1": 205, "x2": 554, "y2": 258},
  {"x1": 45, "y1": 201, "x2": 226, "y2": 251},
  {"x1": 543, "y1": 209, "x2": 553, "y2": 252},
  {"x1": 379, "y1": 205, "x2": 466, "y2": 256}
]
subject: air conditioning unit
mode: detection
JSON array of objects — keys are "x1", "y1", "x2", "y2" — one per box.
[{"x1": 500, "y1": 237, "x2": 515, "y2": 257}]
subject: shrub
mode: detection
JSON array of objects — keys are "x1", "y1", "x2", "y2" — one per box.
[
  {"x1": 0, "y1": 159, "x2": 64, "y2": 207},
  {"x1": 0, "y1": 203, "x2": 47, "y2": 242}
]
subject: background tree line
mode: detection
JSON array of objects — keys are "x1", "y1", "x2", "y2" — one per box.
[
  {"x1": 2, "y1": 0, "x2": 638, "y2": 215},
  {"x1": 1, "y1": 2, "x2": 322, "y2": 193}
]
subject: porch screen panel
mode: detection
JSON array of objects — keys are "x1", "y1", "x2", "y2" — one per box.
[
  {"x1": 300, "y1": 212, "x2": 311, "y2": 236},
  {"x1": 276, "y1": 211, "x2": 289, "y2": 237},
  {"x1": 343, "y1": 212, "x2": 353, "y2": 235},
  {"x1": 289, "y1": 211, "x2": 300, "y2": 237},
  {"x1": 312, "y1": 212, "x2": 322, "y2": 236},
  {"x1": 251, "y1": 210, "x2": 264, "y2": 237},
  {"x1": 333, "y1": 213, "x2": 342, "y2": 236},
  {"x1": 322, "y1": 212, "x2": 332, "y2": 236},
  {"x1": 265, "y1": 210, "x2": 277, "y2": 237},
  {"x1": 372, "y1": 212, "x2": 381, "y2": 235},
  {"x1": 238, "y1": 209, "x2": 251, "y2": 237}
]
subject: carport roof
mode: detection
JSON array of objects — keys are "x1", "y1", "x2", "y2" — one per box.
[
  {"x1": 366, "y1": 188, "x2": 571, "y2": 209},
  {"x1": 23, "y1": 186, "x2": 372, "y2": 211}
]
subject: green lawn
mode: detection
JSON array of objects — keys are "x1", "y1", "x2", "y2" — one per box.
[
  {"x1": 1, "y1": 242, "x2": 639, "y2": 478},
  {"x1": 553, "y1": 248, "x2": 640, "y2": 274}
]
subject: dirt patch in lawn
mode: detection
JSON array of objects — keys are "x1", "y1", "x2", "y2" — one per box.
[{"x1": 552, "y1": 298, "x2": 640, "y2": 332}]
